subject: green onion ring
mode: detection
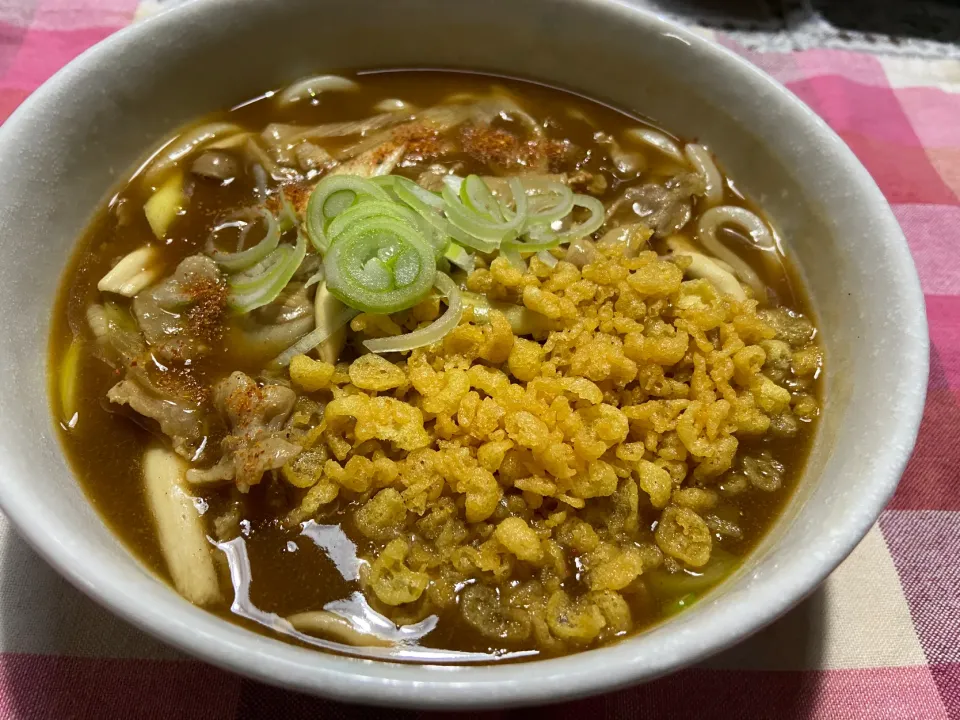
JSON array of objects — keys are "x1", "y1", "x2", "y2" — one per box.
[
  {"x1": 324, "y1": 216, "x2": 437, "y2": 314},
  {"x1": 394, "y1": 177, "x2": 496, "y2": 253},
  {"x1": 395, "y1": 176, "x2": 445, "y2": 211},
  {"x1": 443, "y1": 242, "x2": 475, "y2": 273},
  {"x1": 227, "y1": 247, "x2": 290, "y2": 294},
  {"x1": 461, "y1": 175, "x2": 504, "y2": 222},
  {"x1": 521, "y1": 178, "x2": 574, "y2": 228},
  {"x1": 325, "y1": 200, "x2": 421, "y2": 243},
  {"x1": 227, "y1": 231, "x2": 307, "y2": 314},
  {"x1": 363, "y1": 273, "x2": 462, "y2": 354},
  {"x1": 527, "y1": 193, "x2": 605, "y2": 244},
  {"x1": 306, "y1": 175, "x2": 389, "y2": 253},
  {"x1": 209, "y1": 208, "x2": 281, "y2": 273},
  {"x1": 441, "y1": 175, "x2": 527, "y2": 243},
  {"x1": 501, "y1": 233, "x2": 563, "y2": 254}
]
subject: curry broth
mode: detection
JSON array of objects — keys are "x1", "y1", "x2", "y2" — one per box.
[{"x1": 50, "y1": 71, "x2": 821, "y2": 659}]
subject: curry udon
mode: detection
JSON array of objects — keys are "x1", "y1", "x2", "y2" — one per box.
[{"x1": 50, "y1": 71, "x2": 822, "y2": 662}]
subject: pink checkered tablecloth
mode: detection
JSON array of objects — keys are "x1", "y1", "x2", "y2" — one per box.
[{"x1": 0, "y1": 1, "x2": 957, "y2": 718}]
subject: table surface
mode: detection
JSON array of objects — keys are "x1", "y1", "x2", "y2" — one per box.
[{"x1": 0, "y1": 1, "x2": 957, "y2": 718}]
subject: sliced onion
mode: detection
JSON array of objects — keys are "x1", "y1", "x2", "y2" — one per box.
[
  {"x1": 685, "y1": 144, "x2": 724, "y2": 208},
  {"x1": 142, "y1": 122, "x2": 243, "y2": 187},
  {"x1": 329, "y1": 142, "x2": 406, "y2": 178},
  {"x1": 191, "y1": 151, "x2": 238, "y2": 181},
  {"x1": 207, "y1": 131, "x2": 253, "y2": 151},
  {"x1": 288, "y1": 112, "x2": 398, "y2": 142},
  {"x1": 277, "y1": 75, "x2": 359, "y2": 106},
  {"x1": 477, "y1": 93, "x2": 544, "y2": 139},
  {"x1": 624, "y1": 127, "x2": 685, "y2": 164},
  {"x1": 272, "y1": 304, "x2": 359, "y2": 367},
  {"x1": 295, "y1": 142, "x2": 334, "y2": 172},
  {"x1": 335, "y1": 104, "x2": 470, "y2": 160},
  {"x1": 208, "y1": 208, "x2": 280, "y2": 273},
  {"x1": 596, "y1": 132, "x2": 644, "y2": 176},
  {"x1": 264, "y1": 114, "x2": 404, "y2": 149},
  {"x1": 252, "y1": 162, "x2": 269, "y2": 198},
  {"x1": 244, "y1": 137, "x2": 299, "y2": 182},
  {"x1": 363, "y1": 273, "x2": 462, "y2": 354}
]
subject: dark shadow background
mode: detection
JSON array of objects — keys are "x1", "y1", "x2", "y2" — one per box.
[{"x1": 655, "y1": 0, "x2": 960, "y2": 42}]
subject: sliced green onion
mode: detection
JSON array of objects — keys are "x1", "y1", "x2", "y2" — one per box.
[
  {"x1": 324, "y1": 190, "x2": 354, "y2": 217},
  {"x1": 398, "y1": 176, "x2": 445, "y2": 211},
  {"x1": 502, "y1": 233, "x2": 562, "y2": 253},
  {"x1": 394, "y1": 177, "x2": 495, "y2": 253},
  {"x1": 500, "y1": 247, "x2": 526, "y2": 271},
  {"x1": 441, "y1": 174, "x2": 463, "y2": 195},
  {"x1": 227, "y1": 248, "x2": 289, "y2": 294},
  {"x1": 271, "y1": 304, "x2": 359, "y2": 368},
  {"x1": 527, "y1": 193, "x2": 605, "y2": 244},
  {"x1": 522, "y1": 178, "x2": 575, "y2": 227},
  {"x1": 502, "y1": 177, "x2": 529, "y2": 222},
  {"x1": 303, "y1": 268, "x2": 325, "y2": 288},
  {"x1": 444, "y1": 243, "x2": 475, "y2": 273},
  {"x1": 325, "y1": 200, "x2": 421, "y2": 245},
  {"x1": 228, "y1": 232, "x2": 307, "y2": 314},
  {"x1": 421, "y1": 220, "x2": 451, "y2": 259},
  {"x1": 364, "y1": 273, "x2": 462, "y2": 354},
  {"x1": 536, "y1": 249, "x2": 559, "y2": 268},
  {"x1": 370, "y1": 174, "x2": 402, "y2": 201},
  {"x1": 441, "y1": 176, "x2": 526, "y2": 243},
  {"x1": 305, "y1": 175, "x2": 389, "y2": 253},
  {"x1": 324, "y1": 216, "x2": 436, "y2": 314},
  {"x1": 461, "y1": 174, "x2": 504, "y2": 222},
  {"x1": 558, "y1": 193, "x2": 605, "y2": 240},
  {"x1": 278, "y1": 194, "x2": 298, "y2": 232},
  {"x1": 209, "y1": 208, "x2": 281, "y2": 273}
]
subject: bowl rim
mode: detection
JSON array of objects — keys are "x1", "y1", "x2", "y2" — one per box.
[{"x1": 0, "y1": 0, "x2": 929, "y2": 709}]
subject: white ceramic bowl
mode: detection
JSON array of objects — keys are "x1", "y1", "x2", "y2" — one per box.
[{"x1": 0, "y1": 0, "x2": 928, "y2": 709}]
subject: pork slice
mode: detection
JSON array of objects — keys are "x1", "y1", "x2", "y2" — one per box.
[
  {"x1": 187, "y1": 371, "x2": 301, "y2": 492},
  {"x1": 606, "y1": 171, "x2": 706, "y2": 237},
  {"x1": 107, "y1": 365, "x2": 208, "y2": 460},
  {"x1": 133, "y1": 255, "x2": 226, "y2": 363}
]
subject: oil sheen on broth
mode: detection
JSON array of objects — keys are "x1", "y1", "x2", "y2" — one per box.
[{"x1": 50, "y1": 71, "x2": 823, "y2": 662}]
